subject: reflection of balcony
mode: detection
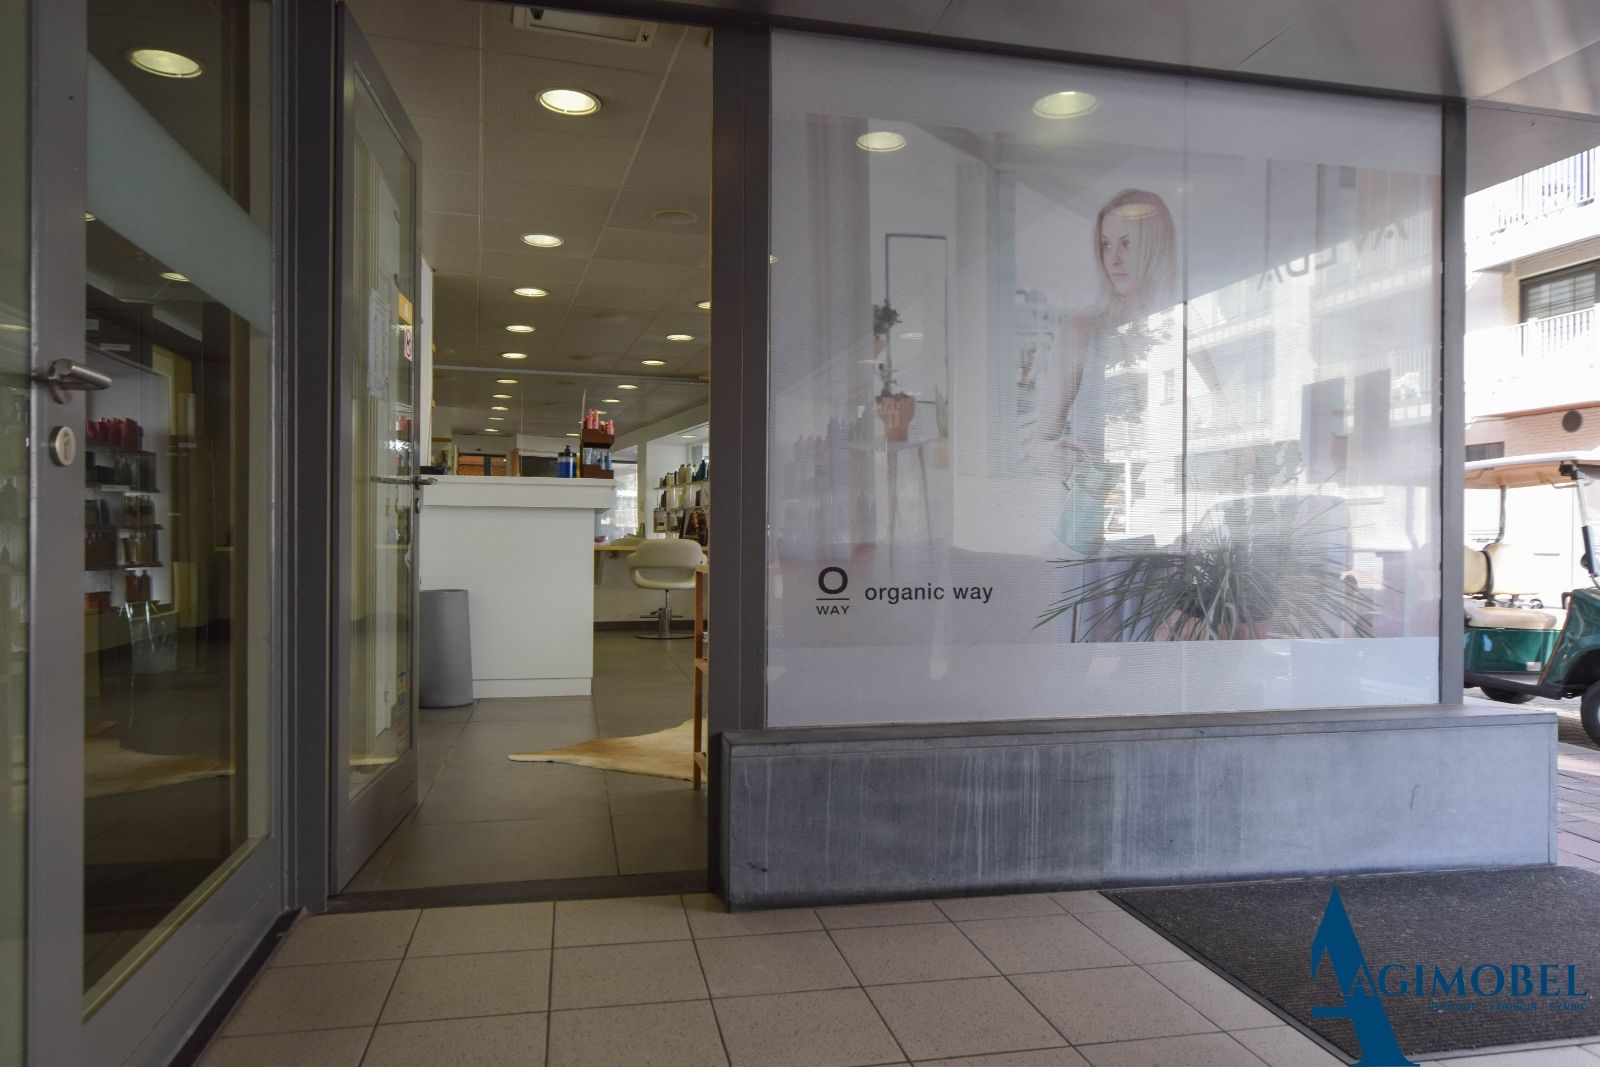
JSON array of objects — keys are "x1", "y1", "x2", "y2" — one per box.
[{"x1": 1465, "y1": 306, "x2": 1600, "y2": 418}]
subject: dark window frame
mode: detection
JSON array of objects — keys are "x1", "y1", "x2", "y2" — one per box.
[{"x1": 1520, "y1": 261, "x2": 1600, "y2": 322}]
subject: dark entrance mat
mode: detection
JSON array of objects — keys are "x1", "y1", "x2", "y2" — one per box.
[{"x1": 1108, "y1": 867, "x2": 1600, "y2": 1061}]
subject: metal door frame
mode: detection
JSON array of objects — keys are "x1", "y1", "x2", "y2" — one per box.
[
  {"x1": 26, "y1": 0, "x2": 90, "y2": 1058},
  {"x1": 330, "y1": 3, "x2": 423, "y2": 891},
  {"x1": 25, "y1": 0, "x2": 288, "y2": 1062}
]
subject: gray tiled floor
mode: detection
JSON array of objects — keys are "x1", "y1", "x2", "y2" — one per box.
[
  {"x1": 205, "y1": 873, "x2": 1600, "y2": 1067},
  {"x1": 200, "y1": 891, "x2": 1346, "y2": 1067},
  {"x1": 348, "y1": 632, "x2": 706, "y2": 891}
]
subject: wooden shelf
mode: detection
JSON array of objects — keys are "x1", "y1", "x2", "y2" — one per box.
[
  {"x1": 694, "y1": 657, "x2": 708, "y2": 674},
  {"x1": 579, "y1": 429, "x2": 615, "y2": 447}
]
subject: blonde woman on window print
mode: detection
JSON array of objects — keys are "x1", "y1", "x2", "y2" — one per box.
[{"x1": 1033, "y1": 188, "x2": 1221, "y2": 637}]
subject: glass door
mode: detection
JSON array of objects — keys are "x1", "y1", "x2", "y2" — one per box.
[
  {"x1": 21, "y1": 0, "x2": 282, "y2": 1063},
  {"x1": 332, "y1": 5, "x2": 421, "y2": 889}
]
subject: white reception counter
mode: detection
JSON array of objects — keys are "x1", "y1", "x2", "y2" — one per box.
[{"x1": 418, "y1": 476, "x2": 615, "y2": 698}]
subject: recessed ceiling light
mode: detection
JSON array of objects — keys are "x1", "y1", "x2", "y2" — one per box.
[
  {"x1": 512, "y1": 286, "x2": 548, "y2": 298},
  {"x1": 128, "y1": 48, "x2": 203, "y2": 79},
  {"x1": 521, "y1": 233, "x2": 563, "y2": 248},
  {"x1": 565, "y1": 432, "x2": 579, "y2": 437},
  {"x1": 768, "y1": 254, "x2": 777, "y2": 264},
  {"x1": 159, "y1": 271, "x2": 189, "y2": 282},
  {"x1": 697, "y1": 300, "x2": 711, "y2": 310},
  {"x1": 617, "y1": 384, "x2": 638, "y2": 390},
  {"x1": 666, "y1": 334, "x2": 694, "y2": 342},
  {"x1": 489, "y1": 416, "x2": 505, "y2": 421},
  {"x1": 651, "y1": 208, "x2": 698, "y2": 226},
  {"x1": 602, "y1": 398, "x2": 621, "y2": 404},
  {"x1": 898, "y1": 331, "x2": 924, "y2": 341},
  {"x1": 84, "y1": 212, "x2": 96, "y2": 222},
  {"x1": 641, "y1": 359, "x2": 666, "y2": 366},
  {"x1": 483, "y1": 427, "x2": 500, "y2": 433},
  {"x1": 679, "y1": 433, "x2": 696, "y2": 439},
  {"x1": 0, "y1": 324, "x2": 26, "y2": 332},
  {"x1": 505, "y1": 324, "x2": 535, "y2": 333},
  {"x1": 501, "y1": 352, "x2": 528, "y2": 360},
  {"x1": 1032, "y1": 91, "x2": 1098, "y2": 119},
  {"x1": 492, "y1": 393, "x2": 512, "y2": 399},
  {"x1": 538, "y1": 88, "x2": 601, "y2": 116},
  {"x1": 856, "y1": 131, "x2": 906, "y2": 153},
  {"x1": 491, "y1": 405, "x2": 509, "y2": 411}
]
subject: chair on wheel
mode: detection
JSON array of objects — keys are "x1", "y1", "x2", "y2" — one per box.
[{"x1": 627, "y1": 538, "x2": 704, "y2": 640}]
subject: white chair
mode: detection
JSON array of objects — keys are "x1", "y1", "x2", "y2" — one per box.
[{"x1": 628, "y1": 538, "x2": 705, "y2": 640}]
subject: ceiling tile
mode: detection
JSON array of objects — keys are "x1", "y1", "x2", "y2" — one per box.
[
  {"x1": 425, "y1": 244, "x2": 478, "y2": 274},
  {"x1": 422, "y1": 210, "x2": 480, "y2": 253},
  {"x1": 482, "y1": 122, "x2": 638, "y2": 186},
  {"x1": 480, "y1": 176, "x2": 616, "y2": 228},
  {"x1": 622, "y1": 137, "x2": 712, "y2": 196},
  {"x1": 423, "y1": 169, "x2": 480, "y2": 215},
  {"x1": 367, "y1": 36, "x2": 480, "y2": 122},
  {"x1": 351, "y1": 0, "x2": 479, "y2": 48},
  {"x1": 413, "y1": 115, "x2": 480, "y2": 175},
  {"x1": 594, "y1": 228, "x2": 709, "y2": 266},
  {"x1": 477, "y1": 248, "x2": 594, "y2": 282}
]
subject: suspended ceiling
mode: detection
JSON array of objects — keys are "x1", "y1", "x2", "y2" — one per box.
[{"x1": 348, "y1": 0, "x2": 712, "y2": 440}]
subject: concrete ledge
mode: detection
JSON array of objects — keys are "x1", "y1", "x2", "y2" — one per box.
[{"x1": 721, "y1": 705, "x2": 1556, "y2": 909}]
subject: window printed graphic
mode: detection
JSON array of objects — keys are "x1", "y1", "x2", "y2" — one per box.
[{"x1": 767, "y1": 33, "x2": 1442, "y2": 725}]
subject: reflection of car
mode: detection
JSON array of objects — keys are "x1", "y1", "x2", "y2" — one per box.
[{"x1": 1462, "y1": 452, "x2": 1600, "y2": 742}]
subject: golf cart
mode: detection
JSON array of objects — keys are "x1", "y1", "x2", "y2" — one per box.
[{"x1": 1463, "y1": 451, "x2": 1600, "y2": 741}]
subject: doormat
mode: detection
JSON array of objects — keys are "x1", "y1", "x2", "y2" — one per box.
[
  {"x1": 509, "y1": 719, "x2": 694, "y2": 782},
  {"x1": 84, "y1": 735, "x2": 232, "y2": 800},
  {"x1": 1108, "y1": 867, "x2": 1600, "y2": 1061}
]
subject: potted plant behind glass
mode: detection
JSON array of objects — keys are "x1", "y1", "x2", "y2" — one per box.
[
  {"x1": 1036, "y1": 493, "x2": 1377, "y2": 642},
  {"x1": 873, "y1": 302, "x2": 915, "y2": 442}
]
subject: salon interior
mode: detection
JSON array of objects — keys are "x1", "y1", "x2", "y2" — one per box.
[{"x1": 342, "y1": 0, "x2": 714, "y2": 894}]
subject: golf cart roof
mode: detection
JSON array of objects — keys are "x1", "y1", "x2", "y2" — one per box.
[{"x1": 1464, "y1": 451, "x2": 1600, "y2": 490}]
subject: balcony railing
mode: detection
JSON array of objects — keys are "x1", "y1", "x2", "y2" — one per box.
[
  {"x1": 1465, "y1": 305, "x2": 1600, "y2": 418},
  {"x1": 1468, "y1": 148, "x2": 1596, "y2": 242}
]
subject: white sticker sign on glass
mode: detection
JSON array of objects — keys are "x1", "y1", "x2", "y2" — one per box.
[{"x1": 767, "y1": 32, "x2": 1442, "y2": 726}]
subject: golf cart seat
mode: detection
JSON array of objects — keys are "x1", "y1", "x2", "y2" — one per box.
[{"x1": 1463, "y1": 544, "x2": 1563, "y2": 630}]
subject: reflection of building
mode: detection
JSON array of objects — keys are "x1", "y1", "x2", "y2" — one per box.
[{"x1": 1466, "y1": 149, "x2": 1600, "y2": 599}]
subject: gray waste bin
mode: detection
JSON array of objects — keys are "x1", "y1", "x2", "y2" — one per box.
[{"x1": 419, "y1": 588, "x2": 475, "y2": 708}]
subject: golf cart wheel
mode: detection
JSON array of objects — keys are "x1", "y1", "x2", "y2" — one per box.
[
  {"x1": 1583, "y1": 683, "x2": 1600, "y2": 745},
  {"x1": 1479, "y1": 685, "x2": 1535, "y2": 705}
]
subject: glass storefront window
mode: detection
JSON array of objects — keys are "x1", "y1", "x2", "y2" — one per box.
[
  {"x1": 82, "y1": 0, "x2": 273, "y2": 1001},
  {"x1": 767, "y1": 32, "x2": 1442, "y2": 725}
]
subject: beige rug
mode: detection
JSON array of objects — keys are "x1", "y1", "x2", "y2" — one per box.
[
  {"x1": 508, "y1": 719, "x2": 695, "y2": 782},
  {"x1": 84, "y1": 736, "x2": 233, "y2": 800}
]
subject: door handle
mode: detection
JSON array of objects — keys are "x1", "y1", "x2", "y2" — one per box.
[
  {"x1": 37, "y1": 359, "x2": 112, "y2": 404},
  {"x1": 413, "y1": 476, "x2": 437, "y2": 487}
]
